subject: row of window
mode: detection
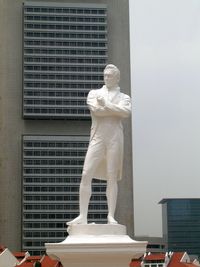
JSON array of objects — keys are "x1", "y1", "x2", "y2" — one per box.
[
  {"x1": 25, "y1": 73, "x2": 103, "y2": 79},
  {"x1": 24, "y1": 186, "x2": 106, "y2": 192},
  {"x1": 24, "y1": 39, "x2": 106, "y2": 48},
  {"x1": 168, "y1": 219, "x2": 200, "y2": 224},
  {"x1": 168, "y1": 212, "x2": 200, "y2": 216},
  {"x1": 24, "y1": 141, "x2": 88, "y2": 148},
  {"x1": 24, "y1": 65, "x2": 104, "y2": 71},
  {"x1": 23, "y1": 98, "x2": 95, "y2": 104},
  {"x1": 25, "y1": 49, "x2": 106, "y2": 56},
  {"x1": 25, "y1": 24, "x2": 106, "y2": 31},
  {"x1": 24, "y1": 142, "x2": 87, "y2": 148},
  {"x1": 24, "y1": 196, "x2": 78, "y2": 202},
  {"x1": 24, "y1": 231, "x2": 65, "y2": 238},
  {"x1": 24, "y1": 186, "x2": 79, "y2": 192},
  {"x1": 24, "y1": 170, "x2": 82, "y2": 175},
  {"x1": 169, "y1": 241, "x2": 200, "y2": 247},
  {"x1": 24, "y1": 215, "x2": 73, "y2": 222},
  {"x1": 25, "y1": 32, "x2": 106, "y2": 39},
  {"x1": 168, "y1": 234, "x2": 200, "y2": 239},
  {"x1": 24, "y1": 180, "x2": 105, "y2": 186},
  {"x1": 168, "y1": 201, "x2": 200, "y2": 206},
  {"x1": 24, "y1": 100, "x2": 86, "y2": 106},
  {"x1": 24, "y1": 204, "x2": 79, "y2": 210},
  {"x1": 25, "y1": 149, "x2": 84, "y2": 155},
  {"x1": 168, "y1": 227, "x2": 200, "y2": 232},
  {"x1": 144, "y1": 264, "x2": 163, "y2": 267},
  {"x1": 24, "y1": 159, "x2": 84, "y2": 165},
  {"x1": 24, "y1": 108, "x2": 90, "y2": 115},
  {"x1": 24, "y1": 57, "x2": 106, "y2": 64},
  {"x1": 24, "y1": 222, "x2": 63, "y2": 229},
  {"x1": 24, "y1": 179, "x2": 105, "y2": 186},
  {"x1": 24, "y1": 204, "x2": 107, "y2": 210},
  {"x1": 24, "y1": 181, "x2": 80, "y2": 186},
  {"x1": 24, "y1": 183, "x2": 80, "y2": 187},
  {"x1": 25, "y1": 16, "x2": 106, "y2": 23},
  {"x1": 23, "y1": 195, "x2": 106, "y2": 201},
  {"x1": 24, "y1": 84, "x2": 100, "y2": 90},
  {"x1": 23, "y1": 151, "x2": 86, "y2": 157},
  {"x1": 24, "y1": 7, "x2": 106, "y2": 15}
]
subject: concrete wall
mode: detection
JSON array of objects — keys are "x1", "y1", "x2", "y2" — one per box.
[{"x1": 0, "y1": 0, "x2": 133, "y2": 251}]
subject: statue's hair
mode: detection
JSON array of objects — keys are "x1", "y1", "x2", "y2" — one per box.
[{"x1": 104, "y1": 64, "x2": 120, "y2": 80}]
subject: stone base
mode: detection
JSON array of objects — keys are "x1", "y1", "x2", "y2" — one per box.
[{"x1": 45, "y1": 224, "x2": 147, "y2": 267}]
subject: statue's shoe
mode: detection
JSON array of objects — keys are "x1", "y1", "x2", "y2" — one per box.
[
  {"x1": 107, "y1": 215, "x2": 118, "y2": 224},
  {"x1": 67, "y1": 215, "x2": 87, "y2": 225}
]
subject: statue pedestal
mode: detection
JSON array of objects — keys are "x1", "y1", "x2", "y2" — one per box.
[{"x1": 45, "y1": 224, "x2": 147, "y2": 267}]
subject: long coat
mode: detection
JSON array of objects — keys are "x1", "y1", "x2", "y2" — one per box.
[{"x1": 85, "y1": 85, "x2": 131, "y2": 181}]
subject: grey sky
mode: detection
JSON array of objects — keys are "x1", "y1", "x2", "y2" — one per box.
[{"x1": 129, "y1": 0, "x2": 200, "y2": 237}]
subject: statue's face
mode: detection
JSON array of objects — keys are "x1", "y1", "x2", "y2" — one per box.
[{"x1": 104, "y1": 69, "x2": 119, "y2": 89}]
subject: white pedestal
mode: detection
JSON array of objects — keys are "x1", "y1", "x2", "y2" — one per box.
[{"x1": 45, "y1": 224, "x2": 147, "y2": 267}]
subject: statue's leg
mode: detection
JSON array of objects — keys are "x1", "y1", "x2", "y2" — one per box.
[
  {"x1": 106, "y1": 174, "x2": 118, "y2": 224},
  {"x1": 106, "y1": 136, "x2": 121, "y2": 224},
  {"x1": 67, "y1": 138, "x2": 104, "y2": 225},
  {"x1": 67, "y1": 174, "x2": 92, "y2": 225}
]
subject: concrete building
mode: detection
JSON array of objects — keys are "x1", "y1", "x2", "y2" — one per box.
[
  {"x1": 0, "y1": 0, "x2": 133, "y2": 255},
  {"x1": 134, "y1": 236, "x2": 166, "y2": 253},
  {"x1": 159, "y1": 198, "x2": 200, "y2": 257}
]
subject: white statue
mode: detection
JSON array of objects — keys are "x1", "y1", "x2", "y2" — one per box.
[{"x1": 67, "y1": 64, "x2": 131, "y2": 225}]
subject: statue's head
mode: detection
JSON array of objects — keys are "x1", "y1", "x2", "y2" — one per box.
[{"x1": 104, "y1": 64, "x2": 120, "y2": 89}]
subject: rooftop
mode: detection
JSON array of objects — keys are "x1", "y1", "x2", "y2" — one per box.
[{"x1": 130, "y1": 252, "x2": 200, "y2": 267}]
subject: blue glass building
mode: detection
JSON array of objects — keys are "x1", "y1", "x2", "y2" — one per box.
[{"x1": 159, "y1": 198, "x2": 200, "y2": 256}]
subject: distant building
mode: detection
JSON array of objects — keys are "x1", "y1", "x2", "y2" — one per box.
[
  {"x1": 159, "y1": 198, "x2": 200, "y2": 257},
  {"x1": 135, "y1": 236, "x2": 166, "y2": 253},
  {"x1": 22, "y1": 1, "x2": 109, "y2": 254},
  {"x1": 130, "y1": 252, "x2": 200, "y2": 267}
]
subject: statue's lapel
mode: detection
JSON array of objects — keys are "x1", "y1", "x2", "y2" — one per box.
[{"x1": 110, "y1": 87, "x2": 121, "y2": 103}]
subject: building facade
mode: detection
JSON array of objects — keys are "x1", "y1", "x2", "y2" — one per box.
[
  {"x1": 160, "y1": 198, "x2": 200, "y2": 257},
  {"x1": 134, "y1": 236, "x2": 166, "y2": 253},
  {"x1": 0, "y1": 0, "x2": 133, "y2": 255}
]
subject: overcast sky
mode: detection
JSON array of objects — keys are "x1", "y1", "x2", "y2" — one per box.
[{"x1": 129, "y1": 0, "x2": 200, "y2": 237}]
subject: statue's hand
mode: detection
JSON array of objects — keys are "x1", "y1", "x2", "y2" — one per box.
[{"x1": 97, "y1": 96, "x2": 106, "y2": 107}]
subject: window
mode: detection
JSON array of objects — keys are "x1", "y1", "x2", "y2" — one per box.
[
  {"x1": 22, "y1": 135, "x2": 107, "y2": 254},
  {"x1": 23, "y1": 3, "x2": 107, "y2": 119}
]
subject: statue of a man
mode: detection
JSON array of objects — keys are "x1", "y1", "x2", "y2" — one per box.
[{"x1": 67, "y1": 64, "x2": 131, "y2": 225}]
